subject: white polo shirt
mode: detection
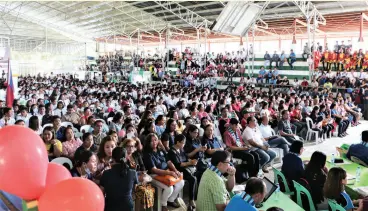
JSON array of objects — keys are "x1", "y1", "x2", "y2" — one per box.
[
  {"x1": 242, "y1": 126, "x2": 264, "y2": 149},
  {"x1": 259, "y1": 123, "x2": 274, "y2": 138}
]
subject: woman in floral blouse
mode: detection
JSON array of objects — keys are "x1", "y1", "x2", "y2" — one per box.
[{"x1": 62, "y1": 126, "x2": 82, "y2": 159}]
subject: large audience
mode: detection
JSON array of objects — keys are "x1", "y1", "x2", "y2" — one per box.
[{"x1": 1, "y1": 47, "x2": 368, "y2": 211}]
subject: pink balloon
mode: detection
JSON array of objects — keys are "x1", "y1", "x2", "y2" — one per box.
[
  {"x1": 38, "y1": 178, "x2": 105, "y2": 211},
  {"x1": 45, "y1": 163, "x2": 71, "y2": 188},
  {"x1": 0, "y1": 126, "x2": 48, "y2": 200},
  {"x1": 118, "y1": 129, "x2": 126, "y2": 137}
]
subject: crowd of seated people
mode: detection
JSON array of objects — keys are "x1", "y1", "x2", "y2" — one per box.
[
  {"x1": 280, "y1": 137, "x2": 367, "y2": 211},
  {"x1": 0, "y1": 73, "x2": 367, "y2": 211}
]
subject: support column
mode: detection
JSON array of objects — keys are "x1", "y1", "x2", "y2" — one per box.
[
  {"x1": 279, "y1": 37, "x2": 281, "y2": 51},
  {"x1": 252, "y1": 23, "x2": 255, "y2": 77},
  {"x1": 45, "y1": 27, "x2": 48, "y2": 54},
  {"x1": 137, "y1": 29, "x2": 140, "y2": 70},
  {"x1": 166, "y1": 26, "x2": 170, "y2": 71},
  {"x1": 246, "y1": 32, "x2": 250, "y2": 77},
  {"x1": 307, "y1": 17, "x2": 311, "y2": 55},
  {"x1": 204, "y1": 24, "x2": 208, "y2": 70},
  {"x1": 311, "y1": 14, "x2": 317, "y2": 81},
  {"x1": 359, "y1": 13, "x2": 364, "y2": 42},
  {"x1": 292, "y1": 19, "x2": 297, "y2": 44},
  {"x1": 196, "y1": 29, "x2": 200, "y2": 51}
]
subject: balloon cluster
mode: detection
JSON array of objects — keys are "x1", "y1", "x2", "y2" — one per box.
[{"x1": 0, "y1": 126, "x2": 105, "y2": 211}]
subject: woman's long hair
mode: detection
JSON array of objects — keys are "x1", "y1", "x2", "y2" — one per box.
[
  {"x1": 112, "y1": 147, "x2": 130, "y2": 177},
  {"x1": 323, "y1": 167, "x2": 347, "y2": 199},
  {"x1": 305, "y1": 151, "x2": 326, "y2": 175}
]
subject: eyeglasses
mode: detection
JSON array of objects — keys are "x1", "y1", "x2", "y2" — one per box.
[{"x1": 126, "y1": 145, "x2": 135, "y2": 148}]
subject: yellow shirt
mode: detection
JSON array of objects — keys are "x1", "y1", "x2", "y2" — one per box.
[
  {"x1": 324, "y1": 82, "x2": 332, "y2": 89},
  {"x1": 45, "y1": 139, "x2": 63, "y2": 153}
]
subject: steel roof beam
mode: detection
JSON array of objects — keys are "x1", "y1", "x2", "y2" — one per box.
[
  {"x1": 295, "y1": 18, "x2": 325, "y2": 33},
  {"x1": 69, "y1": 3, "x2": 222, "y2": 28},
  {"x1": 153, "y1": 1, "x2": 212, "y2": 29},
  {"x1": 0, "y1": 4, "x2": 94, "y2": 42}
]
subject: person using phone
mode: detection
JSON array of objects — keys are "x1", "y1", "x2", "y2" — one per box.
[{"x1": 168, "y1": 134, "x2": 199, "y2": 209}]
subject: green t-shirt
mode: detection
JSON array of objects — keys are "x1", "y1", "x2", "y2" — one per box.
[{"x1": 197, "y1": 169, "x2": 229, "y2": 211}]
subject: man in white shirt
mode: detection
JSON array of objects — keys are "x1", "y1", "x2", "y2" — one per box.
[
  {"x1": 16, "y1": 107, "x2": 31, "y2": 126},
  {"x1": 0, "y1": 107, "x2": 15, "y2": 127},
  {"x1": 37, "y1": 104, "x2": 46, "y2": 125},
  {"x1": 242, "y1": 116, "x2": 276, "y2": 173},
  {"x1": 259, "y1": 116, "x2": 291, "y2": 157}
]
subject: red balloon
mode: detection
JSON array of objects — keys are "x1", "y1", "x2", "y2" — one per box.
[
  {"x1": 38, "y1": 178, "x2": 104, "y2": 211},
  {"x1": 45, "y1": 163, "x2": 71, "y2": 188},
  {"x1": 0, "y1": 126, "x2": 48, "y2": 200}
]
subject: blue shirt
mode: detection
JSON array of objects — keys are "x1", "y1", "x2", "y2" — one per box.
[
  {"x1": 143, "y1": 150, "x2": 168, "y2": 173},
  {"x1": 290, "y1": 52, "x2": 296, "y2": 60},
  {"x1": 273, "y1": 70, "x2": 279, "y2": 77},
  {"x1": 225, "y1": 193, "x2": 257, "y2": 211},
  {"x1": 0, "y1": 191, "x2": 22, "y2": 211},
  {"x1": 346, "y1": 142, "x2": 368, "y2": 165},
  {"x1": 155, "y1": 125, "x2": 166, "y2": 137},
  {"x1": 259, "y1": 69, "x2": 266, "y2": 76},
  {"x1": 282, "y1": 153, "x2": 304, "y2": 185}
]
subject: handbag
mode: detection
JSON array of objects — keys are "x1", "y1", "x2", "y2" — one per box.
[{"x1": 154, "y1": 174, "x2": 183, "y2": 186}]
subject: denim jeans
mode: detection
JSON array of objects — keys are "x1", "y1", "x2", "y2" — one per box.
[
  {"x1": 267, "y1": 137, "x2": 291, "y2": 157},
  {"x1": 254, "y1": 148, "x2": 277, "y2": 167}
]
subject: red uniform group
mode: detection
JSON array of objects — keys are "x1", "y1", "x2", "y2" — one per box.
[{"x1": 315, "y1": 49, "x2": 368, "y2": 71}]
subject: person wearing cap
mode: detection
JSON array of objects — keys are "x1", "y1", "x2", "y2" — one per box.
[
  {"x1": 197, "y1": 150, "x2": 236, "y2": 211},
  {"x1": 225, "y1": 177, "x2": 266, "y2": 211},
  {"x1": 346, "y1": 130, "x2": 368, "y2": 165},
  {"x1": 224, "y1": 118, "x2": 260, "y2": 178}
]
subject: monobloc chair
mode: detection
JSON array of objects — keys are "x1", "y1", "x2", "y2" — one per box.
[
  {"x1": 272, "y1": 167, "x2": 293, "y2": 195},
  {"x1": 327, "y1": 199, "x2": 345, "y2": 211},
  {"x1": 293, "y1": 180, "x2": 316, "y2": 211},
  {"x1": 305, "y1": 117, "x2": 320, "y2": 144}
]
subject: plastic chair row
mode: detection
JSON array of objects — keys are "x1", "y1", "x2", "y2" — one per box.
[{"x1": 272, "y1": 167, "x2": 343, "y2": 211}]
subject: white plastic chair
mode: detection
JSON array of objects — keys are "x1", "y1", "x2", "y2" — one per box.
[
  {"x1": 61, "y1": 122, "x2": 73, "y2": 128},
  {"x1": 107, "y1": 117, "x2": 113, "y2": 125},
  {"x1": 51, "y1": 157, "x2": 73, "y2": 169},
  {"x1": 42, "y1": 123, "x2": 53, "y2": 131},
  {"x1": 95, "y1": 119, "x2": 106, "y2": 124},
  {"x1": 75, "y1": 132, "x2": 83, "y2": 139},
  {"x1": 305, "y1": 117, "x2": 320, "y2": 144},
  {"x1": 80, "y1": 125, "x2": 92, "y2": 133},
  {"x1": 72, "y1": 127, "x2": 79, "y2": 134},
  {"x1": 269, "y1": 129, "x2": 283, "y2": 166}
]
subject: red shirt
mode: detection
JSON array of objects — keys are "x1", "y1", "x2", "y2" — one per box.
[
  {"x1": 224, "y1": 129, "x2": 244, "y2": 147},
  {"x1": 231, "y1": 103, "x2": 241, "y2": 113}
]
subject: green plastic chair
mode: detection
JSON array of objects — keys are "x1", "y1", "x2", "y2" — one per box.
[
  {"x1": 327, "y1": 199, "x2": 345, "y2": 211},
  {"x1": 292, "y1": 180, "x2": 316, "y2": 211},
  {"x1": 272, "y1": 167, "x2": 293, "y2": 195}
]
